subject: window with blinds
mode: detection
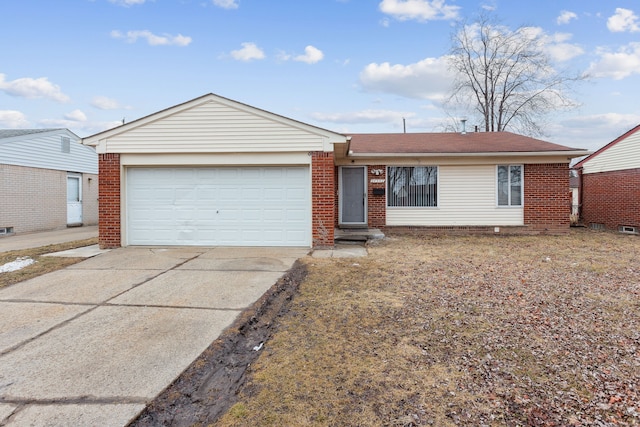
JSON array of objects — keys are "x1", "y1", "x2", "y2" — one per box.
[{"x1": 387, "y1": 166, "x2": 438, "y2": 207}]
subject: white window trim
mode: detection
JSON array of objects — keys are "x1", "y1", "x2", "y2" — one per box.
[
  {"x1": 386, "y1": 165, "x2": 439, "y2": 209},
  {"x1": 496, "y1": 164, "x2": 524, "y2": 207}
]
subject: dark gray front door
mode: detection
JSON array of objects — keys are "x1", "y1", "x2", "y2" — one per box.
[{"x1": 341, "y1": 167, "x2": 366, "y2": 224}]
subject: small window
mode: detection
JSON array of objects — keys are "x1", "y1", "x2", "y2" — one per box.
[
  {"x1": 619, "y1": 225, "x2": 638, "y2": 234},
  {"x1": 61, "y1": 137, "x2": 71, "y2": 153},
  {"x1": 497, "y1": 165, "x2": 522, "y2": 206},
  {"x1": 387, "y1": 166, "x2": 438, "y2": 207}
]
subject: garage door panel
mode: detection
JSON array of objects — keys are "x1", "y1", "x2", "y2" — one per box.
[{"x1": 127, "y1": 167, "x2": 310, "y2": 246}]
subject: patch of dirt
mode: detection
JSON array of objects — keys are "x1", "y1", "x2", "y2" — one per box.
[{"x1": 129, "y1": 260, "x2": 308, "y2": 427}]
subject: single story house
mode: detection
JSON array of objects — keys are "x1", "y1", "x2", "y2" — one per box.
[
  {"x1": 82, "y1": 93, "x2": 589, "y2": 249},
  {"x1": 0, "y1": 128, "x2": 98, "y2": 235},
  {"x1": 573, "y1": 124, "x2": 640, "y2": 233}
]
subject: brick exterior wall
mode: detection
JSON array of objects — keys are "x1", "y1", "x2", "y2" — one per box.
[
  {"x1": 98, "y1": 154, "x2": 121, "y2": 249},
  {"x1": 0, "y1": 164, "x2": 98, "y2": 234},
  {"x1": 523, "y1": 163, "x2": 571, "y2": 233},
  {"x1": 581, "y1": 168, "x2": 640, "y2": 230},
  {"x1": 311, "y1": 152, "x2": 335, "y2": 247},
  {"x1": 367, "y1": 165, "x2": 386, "y2": 228}
]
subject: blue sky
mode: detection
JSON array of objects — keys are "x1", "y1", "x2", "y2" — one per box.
[{"x1": 1, "y1": 0, "x2": 640, "y2": 152}]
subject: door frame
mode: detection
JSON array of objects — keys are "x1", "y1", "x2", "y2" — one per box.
[
  {"x1": 338, "y1": 166, "x2": 367, "y2": 227},
  {"x1": 66, "y1": 173, "x2": 83, "y2": 226}
]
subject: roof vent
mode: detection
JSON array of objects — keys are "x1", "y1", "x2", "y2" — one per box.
[{"x1": 460, "y1": 118, "x2": 467, "y2": 135}]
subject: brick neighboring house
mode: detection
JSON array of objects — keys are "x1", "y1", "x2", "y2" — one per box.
[
  {"x1": 82, "y1": 93, "x2": 589, "y2": 249},
  {"x1": 0, "y1": 129, "x2": 98, "y2": 235},
  {"x1": 573, "y1": 124, "x2": 640, "y2": 233}
]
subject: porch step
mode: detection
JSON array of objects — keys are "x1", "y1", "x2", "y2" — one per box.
[{"x1": 335, "y1": 228, "x2": 385, "y2": 243}]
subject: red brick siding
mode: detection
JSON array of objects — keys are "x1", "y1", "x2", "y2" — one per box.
[
  {"x1": 334, "y1": 166, "x2": 340, "y2": 228},
  {"x1": 367, "y1": 165, "x2": 386, "y2": 228},
  {"x1": 523, "y1": 163, "x2": 570, "y2": 233},
  {"x1": 98, "y1": 153, "x2": 121, "y2": 249},
  {"x1": 581, "y1": 168, "x2": 640, "y2": 230},
  {"x1": 311, "y1": 152, "x2": 335, "y2": 247}
]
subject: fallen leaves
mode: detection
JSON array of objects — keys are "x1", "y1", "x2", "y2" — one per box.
[{"x1": 214, "y1": 230, "x2": 640, "y2": 426}]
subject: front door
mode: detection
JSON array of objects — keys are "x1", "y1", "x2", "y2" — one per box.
[
  {"x1": 340, "y1": 166, "x2": 367, "y2": 225},
  {"x1": 67, "y1": 174, "x2": 82, "y2": 225}
]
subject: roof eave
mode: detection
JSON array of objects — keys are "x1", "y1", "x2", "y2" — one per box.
[{"x1": 348, "y1": 150, "x2": 591, "y2": 158}]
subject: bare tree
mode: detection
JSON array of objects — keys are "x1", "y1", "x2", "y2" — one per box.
[{"x1": 447, "y1": 13, "x2": 584, "y2": 136}]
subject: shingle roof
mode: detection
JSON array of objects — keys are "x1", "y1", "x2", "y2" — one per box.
[
  {"x1": 348, "y1": 131, "x2": 583, "y2": 154},
  {"x1": 0, "y1": 129, "x2": 64, "y2": 140}
]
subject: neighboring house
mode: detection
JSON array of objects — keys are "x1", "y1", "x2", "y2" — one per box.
[
  {"x1": 82, "y1": 93, "x2": 589, "y2": 249},
  {"x1": 0, "y1": 129, "x2": 98, "y2": 235},
  {"x1": 573, "y1": 124, "x2": 640, "y2": 233}
]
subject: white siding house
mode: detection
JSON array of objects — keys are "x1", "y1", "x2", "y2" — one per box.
[
  {"x1": 83, "y1": 93, "x2": 347, "y2": 248},
  {"x1": 574, "y1": 124, "x2": 640, "y2": 232},
  {"x1": 0, "y1": 129, "x2": 98, "y2": 235}
]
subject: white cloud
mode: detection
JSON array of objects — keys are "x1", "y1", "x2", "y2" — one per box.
[
  {"x1": 607, "y1": 8, "x2": 640, "y2": 32},
  {"x1": 110, "y1": 30, "x2": 192, "y2": 46},
  {"x1": 230, "y1": 42, "x2": 265, "y2": 61},
  {"x1": 548, "y1": 112, "x2": 640, "y2": 151},
  {"x1": 91, "y1": 96, "x2": 121, "y2": 110},
  {"x1": 311, "y1": 109, "x2": 415, "y2": 124},
  {"x1": 557, "y1": 10, "x2": 577, "y2": 25},
  {"x1": 212, "y1": 0, "x2": 238, "y2": 9},
  {"x1": 38, "y1": 117, "x2": 123, "y2": 137},
  {"x1": 588, "y1": 42, "x2": 640, "y2": 79},
  {"x1": 0, "y1": 74, "x2": 70, "y2": 103},
  {"x1": 294, "y1": 46, "x2": 324, "y2": 64},
  {"x1": 542, "y1": 32, "x2": 584, "y2": 62},
  {"x1": 480, "y1": 1, "x2": 496, "y2": 12},
  {"x1": 109, "y1": 0, "x2": 147, "y2": 6},
  {"x1": 64, "y1": 109, "x2": 87, "y2": 122},
  {"x1": 379, "y1": 0, "x2": 460, "y2": 22},
  {"x1": 0, "y1": 110, "x2": 29, "y2": 128},
  {"x1": 359, "y1": 56, "x2": 452, "y2": 101}
]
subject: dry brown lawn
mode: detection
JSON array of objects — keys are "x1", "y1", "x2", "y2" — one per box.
[
  {"x1": 0, "y1": 238, "x2": 98, "y2": 289},
  {"x1": 216, "y1": 229, "x2": 640, "y2": 427}
]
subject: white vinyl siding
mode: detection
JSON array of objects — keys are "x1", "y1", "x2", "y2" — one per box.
[
  {"x1": 126, "y1": 166, "x2": 311, "y2": 247},
  {"x1": 103, "y1": 100, "x2": 331, "y2": 153},
  {"x1": 582, "y1": 130, "x2": 640, "y2": 174},
  {"x1": 386, "y1": 165, "x2": 523, "y2": 226},
  {"x1": 0, "y1": 130, "x2": 97, "y2": 174}
]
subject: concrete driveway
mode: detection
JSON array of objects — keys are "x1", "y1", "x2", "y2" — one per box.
[{"x1": 0, "y1": 246, "x2": 308, "y2": 426}]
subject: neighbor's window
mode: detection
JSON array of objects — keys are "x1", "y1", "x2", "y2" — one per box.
[
  {"x1": 497, "y1": 165, "x2": 522, "y2": 206},
  {"x1": 387, "y1": 166, "x2": 438, "y2": 207},
  {"x1": 61, "y1": 137, "x2": 71, "y2": 153}
]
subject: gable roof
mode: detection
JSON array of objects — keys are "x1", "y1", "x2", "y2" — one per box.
[
  {"x1": 347, "y1": 131, "x2": 588, "y2": 157},
  {"x1": 0, "y1": 128, "x2": 70, "y2": 141},
  {"x1": 82, "y1": 93, "x2": 347, "y2": 153},
  {"x1": 573, "y1": 123, "x2": 640, "y2": 169}
]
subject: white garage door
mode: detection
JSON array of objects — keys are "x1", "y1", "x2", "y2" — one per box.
[{"x1": 126, "y1": 167, "x2": 310, "y2": 246}]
